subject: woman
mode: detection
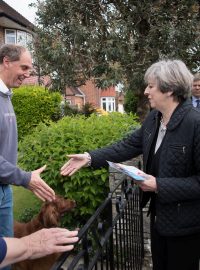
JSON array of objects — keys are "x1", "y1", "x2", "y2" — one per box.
[
  {"x1": 60, "y1": 59, "x2": 200, "y2": 270},
  {"x1": 0, "y1": 228, "x2": 78, "y2": 268}
]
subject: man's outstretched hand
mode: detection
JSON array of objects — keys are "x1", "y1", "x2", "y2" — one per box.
[{"x1": 28, "y1": 165, "x2": 55, "y2": 202}]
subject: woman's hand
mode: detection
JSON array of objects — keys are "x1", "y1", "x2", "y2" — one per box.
[
  {"x1": 60, "y1": 154, "x2": 89, "y2": 176},
  {"x1": 135, "y1": 173, "x2": 158, "y2": 192}
]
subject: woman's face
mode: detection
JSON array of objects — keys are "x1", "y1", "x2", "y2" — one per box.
[{"x1": 144, "y1": 78, "x2": 170, "y2": 110}]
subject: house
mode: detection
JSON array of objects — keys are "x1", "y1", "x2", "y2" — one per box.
[
  {"x1": 65, "y1": 86, "x2": 85, "y2": 109},
  {"x1": 0, "y1": 0, "x2": 34, "y2": 47},
  {"x1": 66, "y1": 80, "x2": 125, "y2": 113}
]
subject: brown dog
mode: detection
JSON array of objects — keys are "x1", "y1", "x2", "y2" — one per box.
[{"x1": 12, "y1": 195, "x2": 76, "y2": 270}]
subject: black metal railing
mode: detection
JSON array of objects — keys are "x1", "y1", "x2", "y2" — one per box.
[{"x1": 51, "y1": 177, "x2": 144, "y2": 270}]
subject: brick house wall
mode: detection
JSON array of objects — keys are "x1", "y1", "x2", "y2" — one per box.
[
  {"x1": 69, "y1": 96, "x2": 84, "y2": 109},
  {"x1": 0, "y1": 27, "x2": 4, "y2": 46},
  {"x1": 22, "y1": 75, "x2": 51, "y2": 88},
  {"x1": 79, "y1": 80, "x2": 101, "y2": 107},
  {"x1": 100, "y1": 86, "x2": 116, "y2": 97}
]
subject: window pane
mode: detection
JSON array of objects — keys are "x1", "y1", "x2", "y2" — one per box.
[
  {"x1": 26, "y1": 33, "x2": 33, "y2": 49},
  {"x1": 17, "y1": 31, "x2": 27, "y2": 46},
  {"x1": 101, "y1": 97, "x2": 115, "y2": 112},
  {"x1": 5, "y1": 29, "x2": 16, "y2": 44},
  {"x1": 6, "y1": 36, "x2": 15, "y2": 44}
]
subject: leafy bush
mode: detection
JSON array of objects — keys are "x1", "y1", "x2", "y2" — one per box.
[
  {"x1": 18, "y1": 113, "x2": 140, "y2": 227},
  {"x1": 81, "y1": 102, "x2": 96, "y2": 116},
  {"x1": 60, "y1": 102, "x2": 81, "y2": 116},
  {"x1": 61, "y1": 102, "x2": 96, "y2": 117},
  {"x1": 12, "y1": 86, "x2": 62, "y2": 141}
]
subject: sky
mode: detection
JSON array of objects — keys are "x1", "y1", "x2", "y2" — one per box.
[{"x1": 3, "y1": 0, "x2": 37, "y2": 24}]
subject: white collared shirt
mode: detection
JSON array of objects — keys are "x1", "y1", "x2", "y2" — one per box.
[
  {"x1": 192, "y1": 96, "x2": 200, "y2": 108},
  {"x1": 0, "y1": 79, "x2": 11, "y2": 94}
]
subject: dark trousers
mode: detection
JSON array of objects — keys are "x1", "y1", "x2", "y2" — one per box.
[{"x1": 151, "y1": 217, "x2": 200, "y2": 270}]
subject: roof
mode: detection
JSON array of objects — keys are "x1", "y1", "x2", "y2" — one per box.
[
  {"x1": 0, "y1": 0, "x2": 35, "y2": 31},
  {"x1": 66, "y1": 87, "x2": 85, "y2": 96}
]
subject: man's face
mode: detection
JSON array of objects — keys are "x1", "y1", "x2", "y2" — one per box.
[
  {"x1": 4, "y1": 50, "x2": 33, "y2": 88},
  {"x1": 192, "y1": 80, "x2": 200, "y2": 98}
]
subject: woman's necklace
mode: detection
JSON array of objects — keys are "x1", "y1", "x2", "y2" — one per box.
[{"x1": 160, "y1": 116, "x2": 167, "y2": 132}]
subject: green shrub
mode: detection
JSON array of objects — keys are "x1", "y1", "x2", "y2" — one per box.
[
  {"x1": 61, "y1": 102, "x2": 80, "y2": 116},
  {"x1": 60, "y1": 102, "x2": 96, "y2": 117},
  {"x1": 12, "y1": 86, "x2": 62, "y2": 141},
  {"x1": 18, "y1": 113, "x2": 140, "y2": 227},
  {"x1": 81, "y1": 102, "x2": 96, "y2": 116}
]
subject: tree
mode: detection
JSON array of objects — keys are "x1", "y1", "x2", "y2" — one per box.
[
  {"x1": 124, "y1": 89, "x2": 138, "y2": 114},
  {"x1": 32, "y1": 0, "x2": 200, "y2": 120}
]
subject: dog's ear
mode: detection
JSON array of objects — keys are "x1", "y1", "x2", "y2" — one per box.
[
  {"x1": 38, "y1": 196, "x2": 76, "y2": 227},
  {"x1": 39, "y1": 203, "x2": 60, "y2": 227}
]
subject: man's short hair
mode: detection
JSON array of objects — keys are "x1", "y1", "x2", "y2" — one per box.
[
  {"x1": 0, "y1": 44, "x2": 27, "y2": 64},
  {"x1": 193, "y1": 73, "x2": 200, "y2": 82}
]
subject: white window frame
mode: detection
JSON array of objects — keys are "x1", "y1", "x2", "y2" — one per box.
[
  {"x1": 101, "y1": 97, "x2": 116, "y2": 112},
  {"x1": 5, "y1": 29, "x2": 33, "y2": 49},
  {"x1": 5, "y1": 29, "x2": 16, "y2": 44}
]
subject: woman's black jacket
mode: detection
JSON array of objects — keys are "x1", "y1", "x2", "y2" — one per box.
[{"x1": 89, "y1": 99, "x2": 200, "y2": 236}]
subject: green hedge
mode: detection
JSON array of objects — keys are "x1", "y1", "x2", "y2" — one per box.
[
  {"x1": 18, "y1": 113, "x2": 140, "y2": 227},
  {"x1": 12, "y1": 86, "x2": 62, "y2": 141}
]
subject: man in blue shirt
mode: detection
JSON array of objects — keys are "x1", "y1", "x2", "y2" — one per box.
[{"x1": 191, "y1": 73, "x2": 200, "y2": 109}]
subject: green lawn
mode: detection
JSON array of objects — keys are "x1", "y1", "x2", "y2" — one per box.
[{"x1": 13, "y1": 186, "x2": 42, "y2": 221}]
